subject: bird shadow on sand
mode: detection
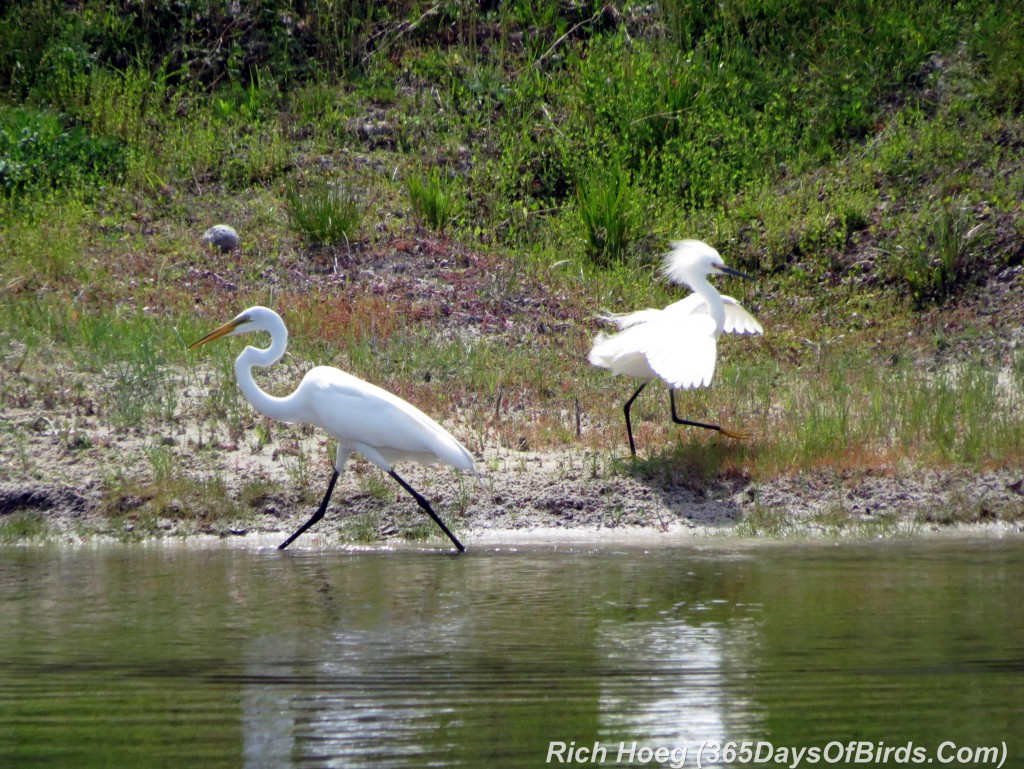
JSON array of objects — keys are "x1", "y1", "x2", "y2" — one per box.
[{"x1": 611, "y1": 437, "x2": 756, "y2": 529}]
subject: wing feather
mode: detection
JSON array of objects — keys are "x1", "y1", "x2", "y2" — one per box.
[
  {"x1": 598, "y1": 308, "x2": 664, "y2": 330},
  {"x1": 298, "y1": 367, "x2": 474, "y2": 470},
  {"x1": 663, "y1": 294, "x2": 763, "y2": 335},
  {"x1": 643, "y1": 314, "x2": 718, "y2": 389},
  {"x1": 590, "y1": 314, "x2": 718, "y2": 389}
]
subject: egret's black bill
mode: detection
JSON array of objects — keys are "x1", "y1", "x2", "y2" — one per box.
[{"x1": 719, "y1": 265, "x2": 754, "y2": 280}]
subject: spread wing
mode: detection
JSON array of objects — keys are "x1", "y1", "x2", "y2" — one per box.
[
  {"x1": 664, "y1": 294, "x2": 763, "y2": 335},
  {"x1": 643, "y1": 313, "x2": 718, "y2": 389},
  {"x1": 590, "y1": 313, "x2": 717, "y2": 389}
]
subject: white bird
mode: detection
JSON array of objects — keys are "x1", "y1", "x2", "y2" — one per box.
[
  {"x1": 589, "y1": 240, "x2": 762, "y2": 457},
  {"x1": 188, "y1": 306, "x2": 473, "y2": 551}
]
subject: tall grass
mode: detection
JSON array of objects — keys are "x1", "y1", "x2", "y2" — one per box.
[
  {"x1": 284, "y1": 181, "x2": 364, "y2": 246},
  {"x1": 577, "y1": 168, "x2": 641, "y2": 265},
  {"x1": 720, "y1": 354, "x2": 1024, "y2": 474},
  {"x1": 406, "y1": 168, "x2": 460, "y2": 233},
  {"x1": 891, "y1": 202, "x2": 990, "y2": 308},
  {"x1": 0, "y1": 197, "x2": 91, "y2": 286}
]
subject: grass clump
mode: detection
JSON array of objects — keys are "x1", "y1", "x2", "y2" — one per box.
[
  {"x1": 99, "y1": 448, "x2": 252, "y2": 539},
  {"x1": 0, "y1": 513, "x2": 49, "y2": 542},
  {"x1": 406, "y1": 168, "x2": 460, "y2": 233},
  {"x1": 889, "y1": 201, "x2": 991, "y2": 308},
  {"x1": 577, "y1": 168, "x2": 642, "y2": 265},
  {"x1": 284, "y1": 180, "x2": 364, "y2": 246}
]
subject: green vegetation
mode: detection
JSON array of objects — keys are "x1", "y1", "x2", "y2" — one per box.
[
  {"x1": 0, "y1": 108, "x2": 125, "y2": 195},
  {"x1": 285, "y1": 179, "x2": 364, "y2": 246},
  {"x1": 1, "y1": 0, "x2": 1022, "y2": 536},
  {"x1": 0, "y1": 512, "x2": 48, "y2": 542},
  {"x1": 406, "y1": 168, "x2": 460, "y2": 233}
]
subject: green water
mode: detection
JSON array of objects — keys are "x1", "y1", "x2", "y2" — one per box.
[{"x1": 0, "y1": 539, "x2": 1021, "y2": 768}]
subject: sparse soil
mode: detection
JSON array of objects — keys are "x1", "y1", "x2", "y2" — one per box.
[{"x1": 4, "y1": 419, "x2": 1023, "y2": 546}]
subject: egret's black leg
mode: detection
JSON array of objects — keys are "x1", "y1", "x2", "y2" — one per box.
[
  {"x1": 278, "y1": 469, "x2": 339, "y2": 550},
  {"x1": 623, "y1": 382, "x2": 648, "y2": 457},
  {"x1": 669, "y1": 390, "x2": 748, "y2": 440},
  {"x1": 388, "y1": 470, "x2": 465, "y2": 553}
]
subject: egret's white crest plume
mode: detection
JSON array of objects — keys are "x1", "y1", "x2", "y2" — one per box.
[
  {"x1": 589, "y1": 240, "x2": 762, "y2": 456},
  {"x1": 189, "y1": 306, "x2": 473, "y2": 551}
]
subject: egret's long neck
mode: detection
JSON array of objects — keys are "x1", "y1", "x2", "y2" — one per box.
[
  {"x1": 234, "y1": 328, "x2": 299, "y2": 423},
  {"x1": 691, "y1": 275, "x2": 726, "y2": 336}
]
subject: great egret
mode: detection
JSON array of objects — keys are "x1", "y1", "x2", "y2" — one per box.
[
  {"x1": 188, "y1": 306, "x2": 473, "y2": 551},
  {"x1": 589, "y1": 240, "x2": 762, "y2": 457}
]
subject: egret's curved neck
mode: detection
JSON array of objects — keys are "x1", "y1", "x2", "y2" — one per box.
[
  {"x1": 234, "y1": 326, "x2": 299, "y2": 423},
  {"x1": 691, "y1": 275, "x2": 726, "y2": 335}
]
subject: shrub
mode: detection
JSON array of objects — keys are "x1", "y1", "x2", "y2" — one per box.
[{"x1": 0, "y1": 108, "x2": 126, "y2": 196}]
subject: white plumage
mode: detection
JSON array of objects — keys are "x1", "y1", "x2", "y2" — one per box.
[
  {"x1": 589, "y1": 240, "x2": 762, "y2": 455},
  {"x1": 292, "y1": 366, "x2": 474, "y2": 472},
  {"x1": 189, "y1": 306, "x2": 472, "y2": 551}
]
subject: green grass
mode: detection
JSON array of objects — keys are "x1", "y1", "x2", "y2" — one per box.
[
  {"x1": 284, "y1": 179, "x2": 364, "y2": 246},
  {"x1": 406, "y1": 167, "x2": 460, "y2": 233},
  {"x1": 577, "y1": 167, "x2": 643, "y2": 265},
  {"x1": 0, "y1": 0, "x2": 1022, "y2": 535},
  {"x1": 0, "y1": 512, "x2": 49, "y2": 542}
]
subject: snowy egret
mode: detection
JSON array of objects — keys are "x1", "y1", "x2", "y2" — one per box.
[
  {"x1": 589, "y1": 240, "x2": 762, "y2": 457},
  {"x1": 188, "y1": 306, "x2": 472, "y2": 551}
]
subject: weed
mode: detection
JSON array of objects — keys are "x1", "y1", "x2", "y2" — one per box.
[
  {"x1": 99, "y1": 461, "x2": 246, "y2": 536},
  {"x1": 453, "y1": 472, "x2": 475, "y2": 517},
  {"x1": 577, "y1": 167, "x2": 641, "y2": 265},
  {"x1": 736, "y1": 502, "x2": 793, "y2": 538},
  {"x1": 252, "y1": 420, "x2": 272, "y2": 453},
  {"x1": 0, "y1": 108, "x2": 126, "y2": 197},
  {"x1": 239, "y1": 475, "x2": 279, "y2": 510},
  {"x1": 406, "y1": 168, "x2": 460, "y2": 233},
  {"x1": 338, "y1": 509, "x2": 384, "y2": 545},
  {"x1": 0, "y1": 197, "x2": 90, "y2": 286},
  {"x1": 284, "y1": 179, "x2": 363, "y2": 246},
  {"x1": 807, "y1": 501, "x2": 855, "y2": 536},
  {"x1": 355, "y1": 465, "x2": 392, "y2": 502},
  {"x1": 145, "y1": 442, "x2": 177, "y2": 485},
  {"x1": 891, "y1": 201, "x2": 989, "y2": 307},
  {"x1": 281, "y1": 441, "x2": 322, "y2": 504}
]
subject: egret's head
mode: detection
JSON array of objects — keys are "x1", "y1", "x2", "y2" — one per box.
[
  {"x1": 188, "y1": 306, "x2": 281, "y2": 350},
  {"x1": 662, "y1": 239, "x2": 753, "y2": 285}
]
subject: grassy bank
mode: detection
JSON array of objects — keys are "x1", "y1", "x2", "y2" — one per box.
[{"x1": 1, "y1": 0, "x2": 1023, "y2": 537}]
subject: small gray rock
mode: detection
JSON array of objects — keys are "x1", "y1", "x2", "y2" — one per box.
[{"x1": 201, "y1": 224, "x2": 240, "y2": 252}]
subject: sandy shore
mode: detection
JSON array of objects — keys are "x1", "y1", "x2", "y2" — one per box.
[{"x1": 2, "y1": 409, "x2": 1022, "y2": 545}]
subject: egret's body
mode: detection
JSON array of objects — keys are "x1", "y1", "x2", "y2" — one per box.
[
  {"x1": 589, "y1": 240, "x2": 762, "y2": 456},
  {"x1": 189, "y1": 306, "x2": 472, "y2": 551}
]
